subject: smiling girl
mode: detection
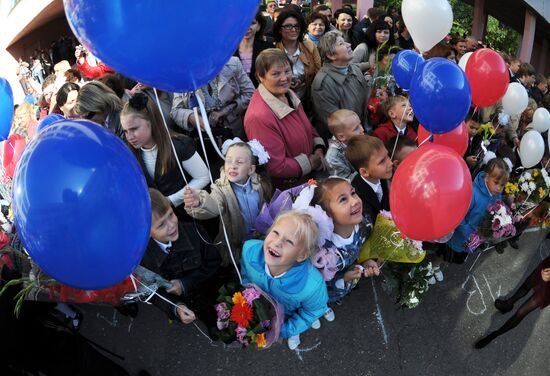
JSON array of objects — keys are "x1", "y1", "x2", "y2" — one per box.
[
  {"x1": 183, "y1": 138, "x2": 272, "y2": 266},
  {"x1": 240, "y1": 210, "x2": 328, "y2": 350}
]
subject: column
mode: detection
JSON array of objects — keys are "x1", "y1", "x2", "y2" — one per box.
[
  {"x1": 519, "y1": 10, "x2": 536, "y2": 63},
  {"x1": 537, "y1": 39, "x2": 548, "y2": 75},
  {"x1": 329, "y1": 0, "x2": 342, "y2": 12},
  {"x1": 471, "y1": 0, "x2": 486, "y2": 41},
  {"x1": 356, "y1": 0, "x2": 374, "y2": 19}
]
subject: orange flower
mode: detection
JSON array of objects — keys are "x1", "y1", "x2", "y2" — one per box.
[
  {"x1": 307, "y1": 178, "x2": 317, "y2": 185},
  {"x1": 256, "y1": 332, "x2": 266, "y2": 348},
  {"x1": 232, "y1": 292, "x2": 246, "y2": 305},
  {"x1": 230, "y1": 302, "x2": 254, "y2": 328}
]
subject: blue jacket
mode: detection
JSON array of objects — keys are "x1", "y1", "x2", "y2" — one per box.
[
  {"x1": 447, "y1": 172, "x2": 502, "y2": 253},
  {"x1": 240, "y1": 240, "x2": 328, "y2": 338}
]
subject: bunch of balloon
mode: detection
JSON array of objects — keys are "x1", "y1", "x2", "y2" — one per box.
[
  {"x1": 390, "y1": 144, "x2": 473, "y2": 241},
  {"x1": 63, "y1": 0, "x2": 260, "y2": 93},
  {"x1": 12, "y1": 120, "x2": 152, "y2": 290}
]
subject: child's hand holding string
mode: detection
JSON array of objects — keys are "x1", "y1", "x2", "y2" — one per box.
[
  {"x1": 541, "y1": 268, "x2": 550, "y2": 282},
  {"x1": 167, "y1": 279, "x2": 184, "y2": 296},
  {"x1": 344, "y1": 265, "x2": 364, "y2": 282},
  {"x1": 176, "y1": 304, "x2": 196, "y2": 324},
  {"x1": 362, "y1": 259, "x2": 380, "y2": 277},
  {"x1": 183, "y1": 186, "x2": 200, "y2": 209}
]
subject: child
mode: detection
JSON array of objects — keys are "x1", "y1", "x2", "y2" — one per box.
[
  {"x1": 372, "y1": 95, "x2": 417, "y2": 144},
  {"x1": 445, "y1": 158, "x2": 510, "y2": 264},
  {"x1": 310, "y1": 178, "x2": 379, "y2": 327},
  {"x1": 183, "y1": 138, "x2": 271, "y2": 267},
  {"x1": 464, "y1": 110, "x2": 482, "y2": 169},
  {"x1": 387, "y1": 136, "x2": 417, "y2": 170},
  {"x1": 325, "y1": 110, "x2": 365, "y2": 180},
  {"x1": 345, "y1": 135, "x2": 393, "y2": 224},
  {"x1": 475, "y1": 254, "x2": 550, "y2": 348},
  {"x1": 240, "y1": 210, "x2": 328, "y2": 350},
  {"x1": 141, "y1": 188, "x2": 222, "y2": 330}
]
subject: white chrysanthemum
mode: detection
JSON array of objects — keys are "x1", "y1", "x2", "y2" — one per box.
[
  {"x1": 529, "y1": 182, "x2": 537, "y2": 191},
  {"x1": 521, "y1": 182, "x2": 530, "y2": 192}
]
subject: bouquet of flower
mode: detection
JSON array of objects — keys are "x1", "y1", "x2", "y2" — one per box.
[
  {"x1": 474, "y1": 200, "x2": 521, "y2": 248},
  {"x1": 215, "y1": 282, "x2": 283, "y2": 349},
  {"x1": 358, "y1": 211, "x2": 425, "y2": 264},
  {"x1": 382, "y1": 260, "x2": 434, "y2": 309},
  {"x1": 506, "y1": 168, "x2": 550, "y2": 216}
]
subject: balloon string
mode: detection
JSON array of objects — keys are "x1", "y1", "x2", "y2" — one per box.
[
  {"x1": 151, "y1": 89, "x2": 222, "y2": 247},
  {"x1": 389, "y1": 101, "x2": 410, "y2": 160},
  {"x1": 129, "y1": 275, "x2": 214, "y2": 344},
  {"x1": 193, "y1": 93, "x2": 243, "y2": 284},
  {"x1": 418, "y1": 133, "x2": 432, "y2": 147}
]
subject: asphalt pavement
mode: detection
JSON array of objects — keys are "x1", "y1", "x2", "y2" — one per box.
[{"x1": 80, "y1": 229, "x2": 550, "y2": 376}]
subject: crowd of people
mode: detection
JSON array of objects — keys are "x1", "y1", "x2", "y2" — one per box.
[{"x1": 3, "y1": 1, "x2": 550, "y2": 372}]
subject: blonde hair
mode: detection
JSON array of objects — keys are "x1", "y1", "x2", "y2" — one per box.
[
  {"x1": 328, "y1": 109, "x2": 359, "y2": 136},
  {"x1": 382, "y1": 95, "x2": 408, "y2": 118},
  {"x1": 269, "y1": 210, "x2": 319, "y2": 259},
  {"x1": 54, "y1": 60, "x2": 71, "y2": 76}
]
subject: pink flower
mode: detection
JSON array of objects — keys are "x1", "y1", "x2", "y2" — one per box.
[
  {"x1": 216, "y1": 319, "x2": 228, "y2": 330},
  {"x1": 235, "y1": 326, "x2": 248, "y2": 343},
  {"x1": 215, "y1": 303, "x2": 230, "y2": 320},
  {"x1": 260, "y1": 319, "x2": 271, "y2": 328},
  {"x1": 242, "y1": 288, "x2": 261, "y2": 305}
]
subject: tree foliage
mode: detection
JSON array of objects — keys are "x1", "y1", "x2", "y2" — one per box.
[{"x1": 373, "y1": 0, "x2": 520, "y2": 56}]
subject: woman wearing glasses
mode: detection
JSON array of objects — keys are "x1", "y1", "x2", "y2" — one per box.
[{"x1": 272, "y1": 8, "x2": 321, "y2": 106}]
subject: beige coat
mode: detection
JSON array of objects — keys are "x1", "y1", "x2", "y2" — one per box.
[{"x1": 185, "y1": 171, "x2": 266, "y2": 267}]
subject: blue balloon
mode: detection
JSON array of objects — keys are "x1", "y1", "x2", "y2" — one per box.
[
  {"x1": 410, "y1": 58, "x2": 472, "y2": 134},
  {"x1": 392, "y1": 50, "x2": 424, "y2": 91},
  {"x1": 13, "y1": 120, "x2": 151, "y2": 290},
  {"x1": 0, "y1": 77, "x2": 14, "y2": 141},
  {"x1": 37, "y1": 114, "x2": 65, "y2": 133},
  {"x1": 64, "y1": 0, "x2": 259, "y2": 92}
]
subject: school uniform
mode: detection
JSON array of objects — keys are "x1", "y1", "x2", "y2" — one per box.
[
  {"x1": 351, "y1": 174, "x2": 390, "y2": 225},
  {"x1": 140, "y1": 221, "x2": 222, "y2": 325}
]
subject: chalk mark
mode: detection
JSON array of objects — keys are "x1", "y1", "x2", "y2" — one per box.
[
  {"x1": 96, "y1": 310, "x2": 118, "y2": 327},
  {"x1": 293, "y1": 341, "x2": 321, "y2": 361},
  {"x1": 462, "y1": 274, "x2": 487, "y2": 316},
  {"x1": 371, "y1": 278, "x2": 388, "y2": 346}
]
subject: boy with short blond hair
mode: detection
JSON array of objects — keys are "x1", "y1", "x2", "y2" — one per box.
[
  {"x1": 325, "y1": 109, "x2": 365, "y2": 180},
  {"x1": 372, "y1": 95, "x2": 417, "y2": 144},
  {"x1": 345, "y1": 135, "x2": 393, "y2": 224}
]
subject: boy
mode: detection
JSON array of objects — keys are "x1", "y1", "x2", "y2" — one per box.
[
  {"x1": 387, "y1": 136, "x2": 417, "y2": 170},
  {"x1": 464, "y1": 110, "x2": 482, "y2": 169},
  {"x1": 141, "y1": 188, "x2": 222, "y2": 329},
  {"x1": 325, "y1": 109, "x2": 365, "y2": 180},
  {"x1": 372, "y1": 95, "x2": 417, "y2": 144},
  {"x1": 345, "y1": 135, "x2": 393, "y2": 224}
]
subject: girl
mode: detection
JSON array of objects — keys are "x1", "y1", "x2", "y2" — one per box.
[
  {"x1": 121, "y1": 92, "x2": 210, "y2": 218},
  {"x1": 446, "y1": 158, "x2": 511, "y2": 264},
  {"x1": 183, "y1": 138, "x2": 272, "y2": 266},
  {"x1": 475, "y1": 254, "x2": 550, "y2": 348},
  {"x1": 240, "y1": 210, "x2": 328, "y2": 350},
  {"x1": 310, "y1": 177, "x2": 379, "y2": 326}
]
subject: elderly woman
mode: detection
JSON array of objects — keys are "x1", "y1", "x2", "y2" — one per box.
[
  {"x1": 244, "y1": 49, "x2": 326, "y2": 190},
  {"x1": 235, "y1": 10, "x2": 274, "y2": 87},
  {"x1": 304, "y1": 11, "x2": 331, "y2": 46},
  {"x1": 273, "y1": 8, "x2": 321, "y2": 104}
]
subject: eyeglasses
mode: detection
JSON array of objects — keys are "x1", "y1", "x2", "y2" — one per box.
[{"x1": 281, "y1": 24, "x2": 300, "y2": 31}]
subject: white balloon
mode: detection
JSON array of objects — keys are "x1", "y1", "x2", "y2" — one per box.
[
  {"x1": 532, "y1": 107, "x2": 550, "y2": 133},
  {"x1": 458, "y1": 52, "x2": 472, "y2": 71},
  {"x1": 501, "y1": 82, "x2": 528, "y2": 115},
  {"x1": 402, "y1": 0, "x2": 453, "y2": 53},
  {"x1": 519, "y1": 130, "x2": 545, "y2": 168}
]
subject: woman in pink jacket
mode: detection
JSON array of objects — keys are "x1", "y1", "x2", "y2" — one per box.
[{"x1": 244, "y1": 48, "x2": 326, "y2": 190}]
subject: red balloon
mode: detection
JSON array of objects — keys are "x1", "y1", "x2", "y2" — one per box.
[
  {"x1": 390, "y1": 144, "x2": 472, "y2": 241},
  {"x1": 465, "y1": 48, "x2": 509, "y2": 108},
  {"x1": 417, "y1": 122, "x2": 469, "y2": 156},
  {"x1": 3, "y1": 134, "x2": 26, "y2": 178}
]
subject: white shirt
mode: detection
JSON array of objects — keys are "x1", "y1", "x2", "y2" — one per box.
[
  {"x1": 154, "y1": 239, "x2": 173, "y2": 254},
  {"x1": 265, "y1": 263, "x2": 287, "y2": 279},
  {"x1": 361, "y1": 176, "x2": 383, "y2": 202}
]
